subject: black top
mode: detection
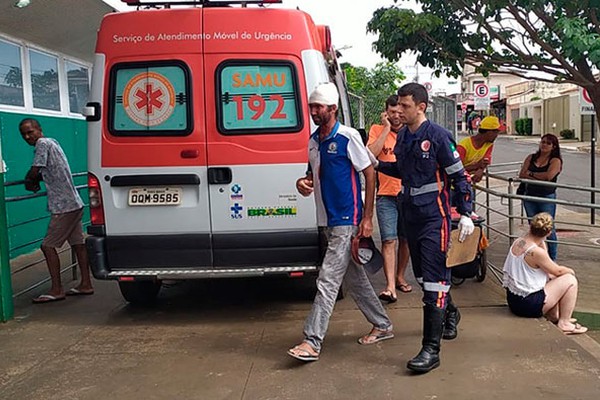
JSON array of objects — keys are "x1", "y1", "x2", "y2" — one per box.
[{"x1": 526, "y1": 154, "x2": 560, "y2": 196}]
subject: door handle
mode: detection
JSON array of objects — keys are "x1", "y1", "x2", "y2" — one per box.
[{"x1": 208, "y1": 167, "x2": 232, "y2": 184}]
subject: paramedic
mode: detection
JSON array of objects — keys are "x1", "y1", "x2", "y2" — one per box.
[
  {"x1": 287, "y1": 83, "x2": 393, "y2": 362},
  {"x1": 372, "y1": 83, "x2": 474, "y2": 373},
  {"x1": 20, "y1": 118, "x2": 94, "y2": 303}
]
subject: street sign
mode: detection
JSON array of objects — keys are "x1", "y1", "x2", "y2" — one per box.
[
  {"x1": 474, "y1": 83, "x2": 490, "y2": 110},
  {"x1": 579, "y1": 87, "x2": 595, "y2": 115},
  {"x1": 424, "y1": 82, "x2": 433, "y2": 92}
]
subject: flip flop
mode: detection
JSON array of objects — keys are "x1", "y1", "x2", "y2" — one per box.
[
  {"x1": 396, "y1": 283, "x2": 413, "y2": 293},
  {"x1": 357, "y1": 328, "x2": 394, "y2": 345},
  {"x1": 287, "y1": 344, "x2": 320, "y2": 362},
  {"x1": 32, "y1": 294, "x2": 66, "y2": 304},
  {"x1": 562, "y1": 323, "x2": 588, "y2": 335},
  {"x1": 66, "y1": 288, "x2": 94, "y2": 296},
  {"x1": 378, "y1": 290, "x2": 397, "y2": 303}
]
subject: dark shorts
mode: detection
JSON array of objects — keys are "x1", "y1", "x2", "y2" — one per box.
[{"x1": 506, "y1": 288, "x2": 545, "y2": 318}]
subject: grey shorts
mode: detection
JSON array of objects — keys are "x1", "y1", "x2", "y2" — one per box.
[{"x1": 42, "y1": 208, "x2": 85, "y2": 248}]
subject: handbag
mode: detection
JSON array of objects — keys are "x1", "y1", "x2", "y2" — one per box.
[{"x1": 516, "y1": 182, "x2": 526, "y2": 195}]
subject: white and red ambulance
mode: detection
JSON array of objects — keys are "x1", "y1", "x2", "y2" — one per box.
[{"x1": 83, "y1": 0, "x2": 357, "y2": 303}]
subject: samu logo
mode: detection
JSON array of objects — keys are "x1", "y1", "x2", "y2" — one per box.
[
  {"x1": 231, "y1": 184, "x2": 242, "y2": 194},
  {"x1": 327, "y1": 142, "x2": 338, "y2": 154}
]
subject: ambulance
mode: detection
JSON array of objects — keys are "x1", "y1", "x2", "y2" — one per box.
[{"x1": 83, "y1": 0, "x2": 357, "y2": 303}]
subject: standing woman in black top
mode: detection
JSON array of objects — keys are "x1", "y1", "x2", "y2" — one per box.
[{"x1": 518, "y1": 134, "x2": 563, "y2": 260}]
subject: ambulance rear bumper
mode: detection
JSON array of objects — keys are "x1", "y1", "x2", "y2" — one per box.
[{"x1": 86, "y1": 231, "x2": 322, "y2": 280}]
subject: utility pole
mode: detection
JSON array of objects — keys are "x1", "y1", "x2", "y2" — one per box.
[
  {"x1": 592, "y1": 116, "x2": 596, "y2": 225},
  {"x1": 0, "y1": 140, "x2": 14, "y2": 321}
]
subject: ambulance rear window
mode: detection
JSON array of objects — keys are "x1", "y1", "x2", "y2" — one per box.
[
  {"x1": 108, "y1": 61, "x2": 192, "y2": 136},
  {"x1": 216, "y1": 61, "x2": 303, "y2": 134}
]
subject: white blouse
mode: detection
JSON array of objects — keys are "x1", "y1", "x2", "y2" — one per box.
[{"x1": 502, "y1": 243, "x2": 548, "y2": 297}]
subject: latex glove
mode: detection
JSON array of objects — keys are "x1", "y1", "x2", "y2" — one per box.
[
  {"x1": 457, "y1": 215, "x2": 475, "y2": 242},
  {"x1": 366, "y1": 148, "x2": 379, "y2": 168}
]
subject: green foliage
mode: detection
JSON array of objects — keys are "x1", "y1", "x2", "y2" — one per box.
[
  {"x1": 523, "y1": 118, "x2": 533, "y2": 135},
  {"x1": 560, "y1": 128, "x2": 575, "y2": 139},
  {"x1": 342, "y1": 62, "x2": 405, "y2": 128},
  {"x1": 368, "y1": 1, "x2": 600, "y2": 120},
  {"x1": 515, "y1": 118, "x2": 524, "y2": 135}
]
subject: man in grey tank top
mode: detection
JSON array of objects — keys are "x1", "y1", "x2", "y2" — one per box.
[{"x1": 20, "y1": 118, "x2": 94, "y2": 303}]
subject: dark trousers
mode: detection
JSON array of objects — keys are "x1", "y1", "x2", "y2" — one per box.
[{"x1": 401, "y1": 203, "x2": 451, "y2": 309}]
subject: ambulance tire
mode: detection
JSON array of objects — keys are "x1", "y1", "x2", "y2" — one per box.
[{"x1": 119, "y1": 280, "x2": 162, "y2": 305}]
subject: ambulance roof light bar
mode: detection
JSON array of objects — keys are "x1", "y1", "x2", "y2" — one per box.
[{"x1": 121, "y1": 0, "x2": 282, "y2": 7}]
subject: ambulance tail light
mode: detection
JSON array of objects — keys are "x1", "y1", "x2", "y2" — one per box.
[
  {"x1": 316, "y1": 25, "x2": 332, "y2": 55},
  {"x1": 88, "y1": 173, "x2": 105, "y2": 226}
]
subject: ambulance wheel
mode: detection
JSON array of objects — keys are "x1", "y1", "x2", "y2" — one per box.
[
  {"x1": 476, "y1": 251, "x2": 487, "y2": 282},
  {"x1": 119, "y1": 280, "x2": 162, "y2": 305}
]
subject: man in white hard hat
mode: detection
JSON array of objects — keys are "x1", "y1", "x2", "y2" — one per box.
[{"x1": 287, "y1": 82, "x2": 393, "y2": 362}]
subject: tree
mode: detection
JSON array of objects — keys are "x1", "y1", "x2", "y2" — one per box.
[
  {"x1": 342, "y1": 61, "x2": 405, "y2": 128},
  {"x1": 367, "y1": 0, "x2": 600, "y2": 124}
]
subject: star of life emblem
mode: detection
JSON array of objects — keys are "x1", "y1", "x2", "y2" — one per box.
[{"x1": 123, "y1": 72, "x2": 175, "y2": 127}]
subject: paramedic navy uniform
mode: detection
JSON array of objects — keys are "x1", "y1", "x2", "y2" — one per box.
[{"x1": 378, "y1": 120, "x2": 472, "y2": 308}]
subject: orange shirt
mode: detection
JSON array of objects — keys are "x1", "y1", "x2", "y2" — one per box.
[{"x1": 367, "y1": 124, "x2": 402, "y2": 196}]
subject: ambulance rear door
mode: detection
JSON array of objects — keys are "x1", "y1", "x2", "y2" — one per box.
[
  {"x1": 202, "y1": 0, "x2": 321, "y2": 270},
  {"x1": 97, "y1": 9, "x2": 212, "y2": 270}
]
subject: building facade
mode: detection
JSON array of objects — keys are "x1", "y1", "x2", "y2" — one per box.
[{"x1": 0, "y1": 0, "x2": 112, "y2": 258}]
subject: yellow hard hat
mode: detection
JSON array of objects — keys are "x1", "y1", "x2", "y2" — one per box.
[{"x1": 479, "y1": 116, "x2": 501, "y2": 130}]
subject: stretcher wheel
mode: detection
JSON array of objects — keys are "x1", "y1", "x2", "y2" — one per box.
[
  {"x1": 476, "y1": 250, "x2": 487, "y2": 282},
  {"x1": 451, "y1": 276, "x2": 466, "y2": 286}
]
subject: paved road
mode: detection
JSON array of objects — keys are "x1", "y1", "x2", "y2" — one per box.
[{"x1": 469, "y1": 135, "x2": 600, "y2": 214}]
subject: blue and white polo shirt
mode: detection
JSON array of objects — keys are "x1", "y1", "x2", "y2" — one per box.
[{"x1": 308, "y1": 121, "x2": 371, "y2": 227}]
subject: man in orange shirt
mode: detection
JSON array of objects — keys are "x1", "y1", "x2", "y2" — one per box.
[{"x1": 367, "y1": 95, "x2": 412, "y2": 303}]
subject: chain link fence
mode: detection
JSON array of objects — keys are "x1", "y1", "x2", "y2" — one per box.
[
  {"x1": 428, "y1": 95, "x2": 457, "y2": 138},
  {"x1": 348, "y1": 92, "x2": 457, "y2": 139}
]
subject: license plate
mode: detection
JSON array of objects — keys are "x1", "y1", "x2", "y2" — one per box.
[{"x1": 128, "y1": 187, "x2": 182, "y2": 206}]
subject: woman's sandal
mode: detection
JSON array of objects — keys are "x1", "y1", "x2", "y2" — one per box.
[{"x1": 562, "y1": 323, "x2": 588, "y2": 335}]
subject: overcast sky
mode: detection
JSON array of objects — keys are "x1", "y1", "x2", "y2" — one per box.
[{"x1": 103, "y1": 0, "x2": 458, "y2": 94}]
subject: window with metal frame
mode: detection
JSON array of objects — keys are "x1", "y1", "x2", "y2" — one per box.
[
  {"x1": 0, "y1": 39, "x2": 24, "y2": 107},
  {"x1": 216, "y1": 61, "x2": 303, "y2": 135},
  {"x1": 66, "y1": 61, "x2": 90, "y2": 114},
  {"x1": 108, "y1": 61, "x2": 192, "y2": 136},
  {"x1": 29, "y1": 49, "x2": 60, "y2": 111}
]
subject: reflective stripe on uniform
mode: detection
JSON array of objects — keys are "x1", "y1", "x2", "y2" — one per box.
[
  {"x1": 423, "y1": 281, "x2": 451, "y2": 292},
  {"x1": 445, "y1": 161, "x2": 464, "y2": 175},
  {"x1": 416, "y1": 277, "x2": 424, "y2": 284},
  {"x1": 401, "y1": 182, "x2": 444, "y2": 196}
]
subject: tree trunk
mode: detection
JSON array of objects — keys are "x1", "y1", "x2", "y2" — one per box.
[{"x1": 588, "y1": 84, "x2": 600, "y2": 139}]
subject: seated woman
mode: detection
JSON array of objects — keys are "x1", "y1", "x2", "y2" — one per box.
[{"x1": 502, "y1": 212, "x2": 587, "y2": 334}]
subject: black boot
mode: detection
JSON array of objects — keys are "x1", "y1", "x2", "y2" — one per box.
[
  {"x1": 407, "y1": 305, "x2": 445, "y2": 373},
  {"x1": 443, "y1": 301, "x2": 461, "y2": 340}
]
